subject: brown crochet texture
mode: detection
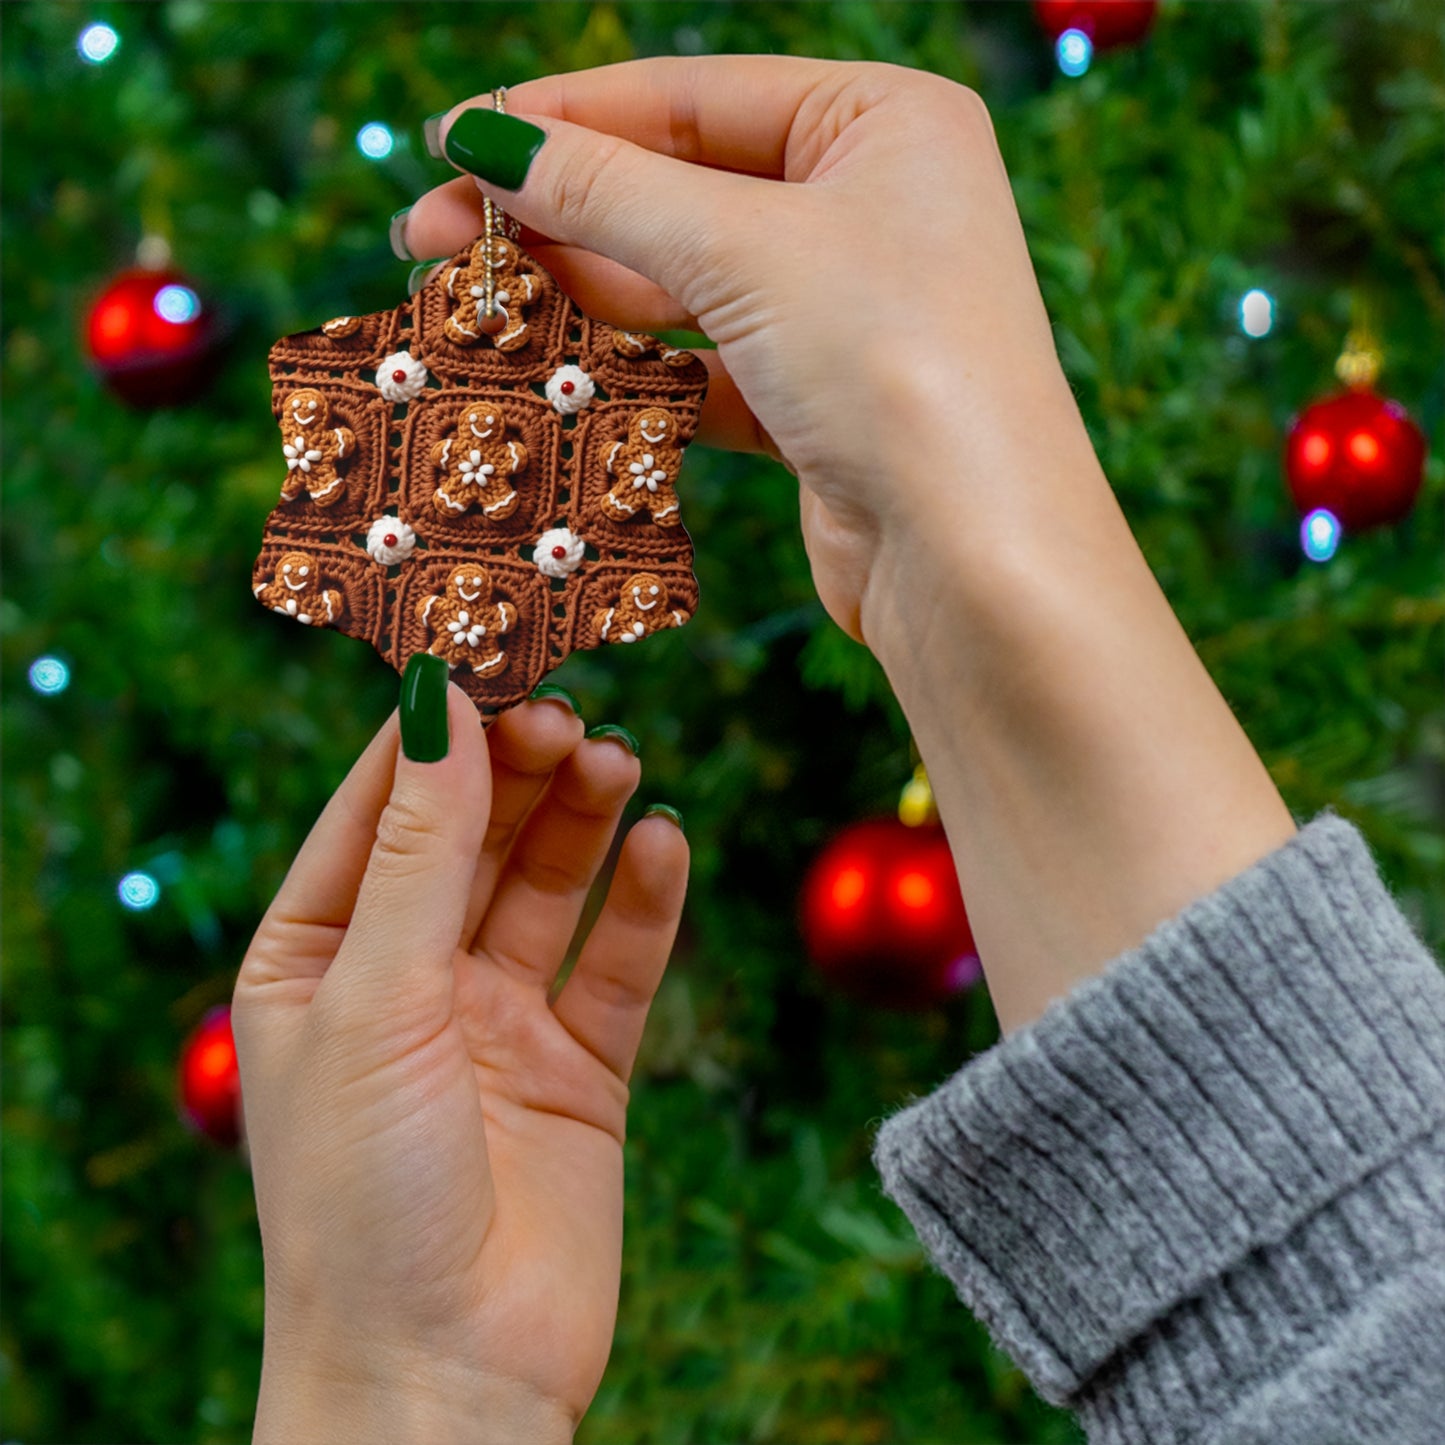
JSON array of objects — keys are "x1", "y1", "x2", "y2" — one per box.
[{"x1": 254, "y1": 238, "x2": 708, "y2": 723}]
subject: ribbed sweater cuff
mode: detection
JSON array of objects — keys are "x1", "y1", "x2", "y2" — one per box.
[{"x1": 871, "y1": 812, "x2": 1445, "y2": 1415}]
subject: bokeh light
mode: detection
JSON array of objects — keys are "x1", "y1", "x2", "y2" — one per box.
[
  {"x1": 1301, "y1": 508, "x2": 1342, "y2": 563},
  {"x1": 1240, "y1": 288, "x2": 1274, "y2": 338},
  {"x1": 28, "y1": 656, "x2": 71, "y2": 695},
  {"x1": 356, "y1": 122, "x2": 395, "y2": 159},
  {"x1": 118, "y1": 871, "x2": 161, "y2": 910},
  {"x1": 153, "y1": 284, "x2": 201, "y2": 324},
  {"x1": 78, "y1": 22, "x2": 119, "y2": 64},
  {"x1": 1057, "y1": 28, "x2": 1093, "y2": 77}
]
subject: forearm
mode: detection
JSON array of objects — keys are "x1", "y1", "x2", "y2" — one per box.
[
  {"x1": 254, "y1": 1341, "x2": 575, "y2": 1445},
  {"x1": 860, "y1": 377, "x2": 1296, "y2": 1034}
]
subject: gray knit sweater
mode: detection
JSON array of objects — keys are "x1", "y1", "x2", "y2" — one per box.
[{"x1": 872, "y1": 812, "x2": 1445, "y2": 1444}]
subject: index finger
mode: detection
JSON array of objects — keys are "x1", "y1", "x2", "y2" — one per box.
[{"x1": 473, "y1": 54, "x2": 849, "y2": 181}]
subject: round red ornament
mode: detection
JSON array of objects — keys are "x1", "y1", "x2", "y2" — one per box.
[
  {"x1": 178, "y1": 1005, "x2": 242, "y2": 1147},
  {"x1": 1284, "y1": 389, "x2": 1426, "y2": 532},
  {"x1": 1033, "y1": 0, "x2": 1157, "y2": 49},
  {"x1": 85, "y1": 267, "x2": 218, "y2": 407},
  {"x1": 800, "y1": 818, "x2": 980, "y2": 1010}
]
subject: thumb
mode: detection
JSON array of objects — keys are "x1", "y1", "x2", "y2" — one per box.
[
  {"x1": 440, "y1": 104, "x2": 763, "y2": 319},
  {"x1": 325, "y1": 663, "x2": 489, "y2": 1026}
]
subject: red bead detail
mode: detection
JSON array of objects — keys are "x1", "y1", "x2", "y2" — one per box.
[
  {"x1": 392, "y1": 368, "x2": 408, "y2": 383},
  {"x1": 383, "y1": 533, "x2": 398, "y2": 548},
  {"x1": 552, "y1": 545, "x2": 568, "y2": 559},
  {"x1": 559, "y1": 379, "x2": 576, "y2": 394}
]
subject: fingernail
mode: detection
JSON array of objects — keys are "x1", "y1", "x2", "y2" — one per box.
[
  {"x1": 423, "y1": 112, "x2": 447, "y2": 160},
  {"x1": 443, "y1": 107, "x2": 546, "y2": 191},
  {"x1": 408, "y1": 259, "x2": 447, "y2": 296},
  {"x1": 389, "y1": 206, "x2": 413, "y2": 261},
  {"x1": 400, "y1": 652, "x2": 450, "y2": 762},
  {"x1": 644, "y1": 803, "x2": 684, "y2": 834},
  {"x1": 529, "y1": 682, "x2": 582, "y2": 716},
  {"x1": 585, "y1": 723, "x2": 639, "y2": 756}
]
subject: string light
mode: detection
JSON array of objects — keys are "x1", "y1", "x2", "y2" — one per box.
[
  {"x1": 118, "y1": 871, "x2": 161, "y2": 910},
  {"x1": 78, "y1": 22, "x2": 119, "y2": 64},
  {"x1": 1240, "y1": 289, "x2": 1274, "y2": 338},
  {"x1": 356, "y1": 122, "x2": 395, "y2": 160},
  {"x1": 153, "y1": 284, "x2": 201, "y2": 324},
  {"x1": 1057, "y1": 28, "x2": 1093, "y2": 77},
  {"x1": 1301, "y1": 508, "x2": 1341, "y2": 563},
  {"x1": 28, "y1": 656, "x2": 71, "y2": 695}
]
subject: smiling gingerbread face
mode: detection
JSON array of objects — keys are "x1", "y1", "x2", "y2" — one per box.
[
  {"x1": 462, "y1": 401, "x2": 504, "y2": 442},
  {"x1": 635, "y1": 409, "x2": 677, "y2": 448},
  {"x1": 445, "y1": 564, "x2": 493, "y2": 604},
  {"x1": 287, "y1": 389, "x2": 326, "y2": 428},
  {"x1": 278, "y1": 551, "x2": 316, "y2": 589}
]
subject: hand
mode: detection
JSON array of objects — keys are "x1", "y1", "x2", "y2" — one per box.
[
  {"x1": 233, "y1": 690, "x2": 687, "y2": 1442},
  {"x1": 403, "y1": 56, "x2": 1085, "y2": 642}
]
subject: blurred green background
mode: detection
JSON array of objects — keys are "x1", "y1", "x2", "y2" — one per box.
[{"x1": 3, "y1": 2, "x2": 1441, "y2": 1442}]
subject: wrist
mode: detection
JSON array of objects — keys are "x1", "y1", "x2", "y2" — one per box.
[{"x1": 254, "y1": 1341, "x2": 575, "y2": 1445}]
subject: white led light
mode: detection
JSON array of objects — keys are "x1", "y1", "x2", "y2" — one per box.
[
  {"x1": 1057, "y1": 28, "x2": 1093, "y2": 77},
  {"x1": 154, "y1": 284, "x2": 201, "y2": 324},
  {"x1": 118, "y1": 871, "x2": 161, "y2": 910},
  {"x1": 28, "y1": 656, "x2": 71, "y2": 695},
  {"x1": 1301, "y1": 508, "x2": 1341, "y2": 563},
  {"x1": 78, "y1": 23, "x2": 120, "y2": 64},
  {"x1": 356, "y1": 122, "x2": 395, "y2": 160},
  {"x1": 1240, "y1": 288, "x2": 1274, "y2": 338}
]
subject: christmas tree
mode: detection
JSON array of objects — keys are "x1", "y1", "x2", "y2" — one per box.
[{"x1": 3, "y1": 3, "x2": 1439, "y2": 1442}]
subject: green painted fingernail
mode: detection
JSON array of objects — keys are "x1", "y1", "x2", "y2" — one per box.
[
  {"x1": 443, "y1": 107, "x2": 546, "y2": 191},
  {"x1": 407, "y1": 259, "x2": 447, "y2": 296},
  {"x1": 389, "y1": 206, "x2": 413, "y2": 261},
  {"x1": 529, "y1": 683, "x2": 581, "y2": 716},
  {"x1": 644, "y1": 804, "x2": 684, "y2": 834},
  {"x1": 423, "y1": 112, "x2": 447, "y2": 160},
  {"x1": 400, "y1": 653, "x2": 450, "y2": 762},
  {"x1": 585, "y1": 723, "x2": 639, "y2": 756}
]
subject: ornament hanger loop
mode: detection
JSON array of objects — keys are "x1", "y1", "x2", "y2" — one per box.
[{"x1": 478, "y1": 86, "x2": 521, "y2": 337}]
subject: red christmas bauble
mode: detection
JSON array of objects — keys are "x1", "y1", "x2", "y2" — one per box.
[
  {"x1": 1284, "y1": 389, "x2": 1426, "y2": 532},
  {"x1": 85, "y1": 267, "x2": 218, "y2": 407},
  {"x1": 178, "y1": 1005, "x2": 242, "y2": 1147},
  {"x1": 800, "y1": 818, "x2": 980, "y2": 1010},
  {"x1": 1033, "y1": 0, "x2": 1157, "y2": 49}
]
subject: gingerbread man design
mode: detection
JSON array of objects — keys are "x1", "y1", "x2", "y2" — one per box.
[
  {"x1": 277, "y1": 389, "x2": 356, "y2": 507},
  {"x1": 417, "y1": 565, "x2": 519, "y2": 676},
  {"x1": 253, "y1": 550, "x2": 344, "y2": 627},
  {"x1": 600, "y1": 409, "x2": 685, "y2": 527},
  {"x1": 431, "y1": 401, "x2": 530, "y2": 519},
  {"x1": 594, "y1": 572, "x2": 691, "y2": 646},
  {"x1": 443, "y1": 236, "x2": 546, "y2": 351},
  {"x1": 612, "y1": 330, "x2": 697, "y2": 369}
]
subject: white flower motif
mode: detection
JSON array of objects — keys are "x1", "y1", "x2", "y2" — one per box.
[
  {"x1": 628, "y1": 453, "x2": 668, "y2": 491},
  {"x1": 375, "y1": 351, "x2": 429, "y2": 403},
  {"x1": 544, "y1": 365, "x2": 595, "y2": 415},
  {"x1": 532, "y1": 527, "x2": 586, "y2": 580},
  {"x1": 445, "y1": 609, "x2": 487, "y2": 649},
  {"x1": 364, "y1": 516, "x2": 417, "y2": 566},
  {"x1": 283, "y1": 434, "x2": 324, "y2": 473},
  {"x1": 458, "y1": 448, "x2": 494, "y2": 487}
]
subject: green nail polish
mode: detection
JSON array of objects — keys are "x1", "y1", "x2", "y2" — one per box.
[
  {"x1": 407, "y1": 259, "x2": 447, "y2": 296},
  {"x1": 644, "y1": 804, "x2": 684, "y2": 834},
  {"x1": 529, "y1": 682, "x2": 582, "y2": 716},
  {"x1": 423, "y1": 112, "x2": 447, "y2": 160},
  {"x1": 443, "y1": 107, "x2": 546, "y2": 191},
  {"x1": 400, "y1": 653, "x2": 450, "y2": 762},
  {"x1": 388, "y1": 206, "x2": 413, "y2": 261},
  {"x1": 585, "y1": 723, "x2": 639, "y2": 756}
]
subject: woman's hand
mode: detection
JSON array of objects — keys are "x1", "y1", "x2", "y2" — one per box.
[
  {"x1": 403, "y1": 56, "x2": 1085, "y2": 642},
  {"x1": 233, "y1": 688, "x2": 687, "y2": 1443}
]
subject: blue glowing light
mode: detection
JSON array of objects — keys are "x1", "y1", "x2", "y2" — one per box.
[
  {"x1": 118, "y1": 871, "x2": 161, "y2": 910},
  {"x1": 1240, "y1": 288, "x2": 1274, "y2": 338},
  {"x1": 28, "y1": 656, "x2": 71, "y2": 695},
  {"x1": 154, "y1": 284, "x2": 201, "y2": 324},
  {"x1": 1301, "y1": 508, "x2": 1341, "y2": 563},
  {"x1": 1057, "y1": 28, "x2": 1093, "y2": 77},
  {"x1": 356, "y1": 122, "x2": 395, "y2": 160},
  {"x1": 78, "y1": 22, "x2": 120, "y2": 64}
]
